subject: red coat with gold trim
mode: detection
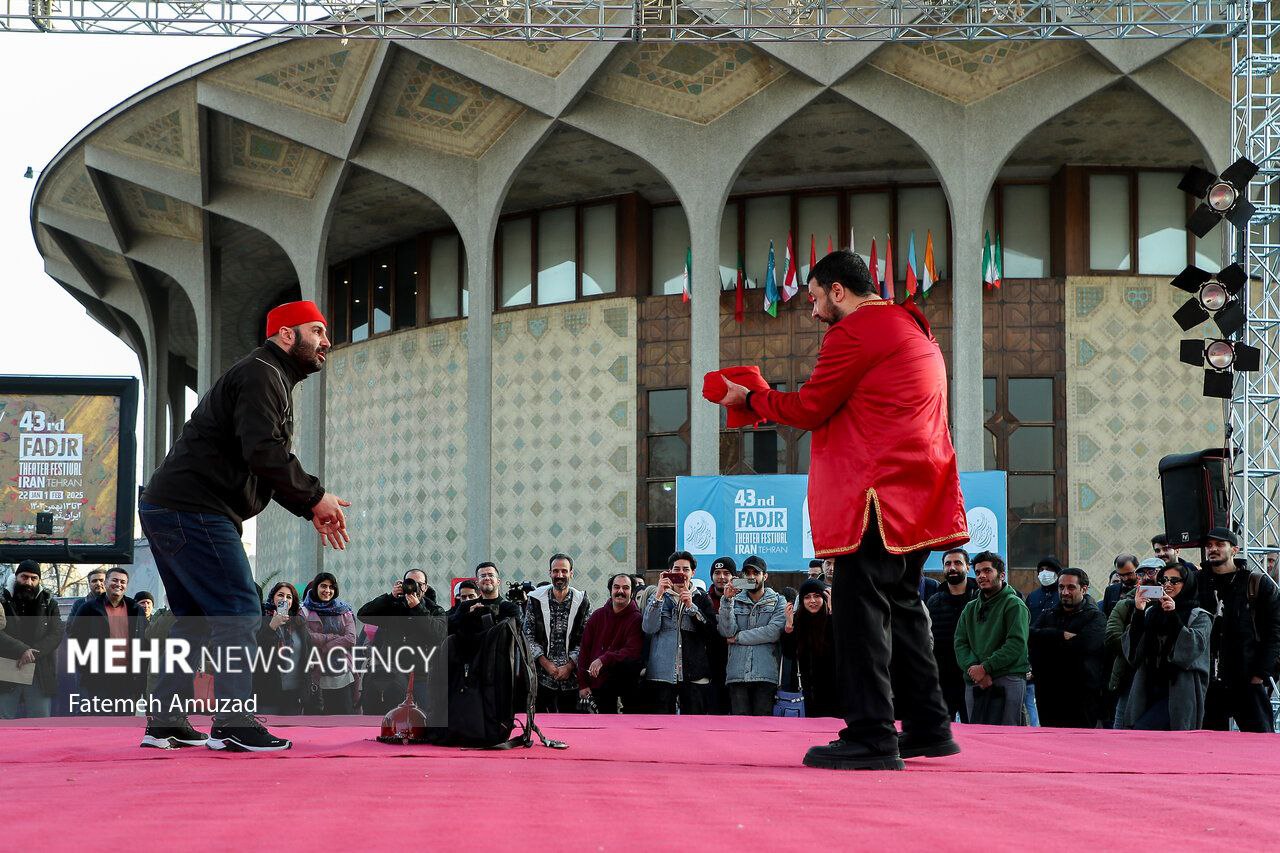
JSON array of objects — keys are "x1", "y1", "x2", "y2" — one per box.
[{"x1": 747, "y1": 299, "x2": 968, "y2": 557}]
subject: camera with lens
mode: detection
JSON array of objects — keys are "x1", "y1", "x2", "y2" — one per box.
[
  {"x1": 506, "y1": 580, "x2": 534, "y2": 603},
  {"x1": 400, "y1": 577, "x2": 421, "y2": 597}
]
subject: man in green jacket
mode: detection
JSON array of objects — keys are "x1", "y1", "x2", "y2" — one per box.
[{"x1": 954, "y1": 551, "x2": 1029, "y2": 725}]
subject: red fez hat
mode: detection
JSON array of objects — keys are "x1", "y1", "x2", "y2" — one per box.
[
  {"x1": 702, "y1": 365, "x2": 770, "y2": 429},
  {"x1": 266, "y1": 300, "x2": 327, "y2": 339}
]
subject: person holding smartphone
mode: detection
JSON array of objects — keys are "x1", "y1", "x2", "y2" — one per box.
[
  {"x1": 1121, "y1": 564, "x2": 1211, "y2": 730},
  {"x1": 253, "y1": 582, "x2": 310, "y2": 715},
  {"x1": 642, "y1": 552, "x2": 719, "y2": 714}
]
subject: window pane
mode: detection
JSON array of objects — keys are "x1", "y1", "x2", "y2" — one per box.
[
  {"x1": 745, "y1": 195, "x2": 789, "y2": 289},
  {"x1": 1009, "y1": 474, "x2": 1055, "y2": 519},
  {"x1": 984, "y1": 428, "x2": 997, "y2": 471},
  {"x1": 796, "y1": 431, "x2": 811, "y2": 474},
  {"x1": 983, "y1": 377, "x2": 997, "y2": 420},
  {"x1": 372, "y1": 249, "x2": 392, "y2": 335},
  {"x1": 896, "y1": 187, "x2": 948, "y2": 280},
  {"x1": 1138, "y1": 171, "x2": 1187, "y2": 275},
  {"x1": 799, "y1": 195, "x2": 839, "y2": 283},
  {"x1": 1008, "y1": 426, "x2": 1054, "y2": 472},
  {"x1": 849, "y1": 192, "x2": 891, "y2": 281},
  {"x1": 1008, "y1": 377, "x2": 1053, "y2": 422},
  {"x1": 1195, "y1": 230, "x2": 1223, "y2": 272},
  {"x1": 648, "y1": 388, "x2": 688, "y2": 433},
  {"x1": 647, "y1": 527, "x2": 675, "y2": 571},
  {"x1": 350, "y1": 259, "x2": 369, "y2": 342},
  {"x1": 649, "y1": 435, "x2": 689, "y2": 478},
  {"x1": 719, "y1": 431, "x2": 741, "y2": 472},
  {"x1": 500, "y1": 218, "x2": 532, "y2": 308},
  {"x1": 537, "y1": 207, "x2": 575, "y2": 305},
  {"x1": 1010, "y1": 522, "x2": 1056, "y2": 570},
  {"x1": 648, "y1": 480, "x2": 677, "y2": 525},
  {"x1": 1003, "y1": 185, "x2": 1051, "y2": 278},
  {"x1": 582, "y1": 204, "x2": 617, "y2": 296},
  {"x1": 651, "y1": 205, "x2": 689, "y2": 296},
  {"x1": 430, "y1": 233, "x2": 460, "y2": 319},
  {"x1": 719, "y1": 202, "x2": 738, "y2": 290},
  {"x1": 394, "y1": 239, "x2": 417, "y2": 330},
  {"x1": 743, "y1": 429, "x2": 785, "y2": 474},
  {"x1": 1089, "y1": 174, "x2": 1131, "y2": 270},
  {"x1": 330, "y1": 268, "x2": 349, "y2": 344},
  {"x1": 461, "y1": 249, "x2": 469, "y2": 318}
]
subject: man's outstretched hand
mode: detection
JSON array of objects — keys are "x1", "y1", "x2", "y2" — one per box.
[
  {"x1": 312, "y1": 492, "x2": 352, "y2": 549},
  {"x1": 718, "y1": 378, "x2": 749, "y2": 408}
]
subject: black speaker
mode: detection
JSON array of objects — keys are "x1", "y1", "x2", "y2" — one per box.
[{"x1": 1158, "y1": 448, "x2": 1230, "y2": 549}]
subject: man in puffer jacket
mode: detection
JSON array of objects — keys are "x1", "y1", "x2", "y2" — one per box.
[{"x1": 717, "y1": 556, "x2": 787, "y2": 716}]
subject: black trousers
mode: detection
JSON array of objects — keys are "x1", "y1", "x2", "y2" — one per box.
[
  {"x1": 728, "y1": 682, "x2": 775, "y2": 716},
  {"x1": 536, "y1": 685, "x2": 579, "y2": 713},
  {"x1": 935, "y1": 654, "x2": 969, "y2": 724},
  {"x1": 651, "y1": 680, "x2": 710, "y2": 715},
  {"x1": 1204, "y1": 682, "x2": 1274, "y2": 733},
  {"x1": 1036, "y1": 684, "x2": 1100, "y2": 729},
  {"x1": 832, "y1": 521, "x2": 949, "y2": 750}
]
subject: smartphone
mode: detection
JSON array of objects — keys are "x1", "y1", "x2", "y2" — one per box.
[
  {"x1": 662, "y1": 572, "x2": 684, "y2": 584},
  {"x1": 1137, "y1": 585, "x2": 1164, "y2": 601},
  {"x1": 735, "y1": 579, "x2": 758, "y2": 591},
  {"x1": 275, "y1": 598, "x2": 289, "y2": 614}
]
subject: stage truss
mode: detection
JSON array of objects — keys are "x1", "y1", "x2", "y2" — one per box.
[{"x1": 5, "y1": 0, "x2": 1277, "y2": 568}]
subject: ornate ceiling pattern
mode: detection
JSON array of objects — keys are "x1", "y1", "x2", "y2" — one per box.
[
  {"x1": 212, "y1": 114, "x2": 331, "y2": 199},
  {"x1": 92, "y1": 83, "x2": 201, "y2": 174},
  {"x1": 869, "y1": 40, "x2": 1087, "y2": 105},
  {"x1": 112, "y1": 178, "x2": 202, "y2": 242},
  {"x1": 207, "y1": 40, "x2": 379, "y2": 122},
  {"x1": 1164, "y1": 39, "x2": 1231, "y2": 100},
  {"x1": 43, "y1": 151, "x2": 109, "y2": 223}
]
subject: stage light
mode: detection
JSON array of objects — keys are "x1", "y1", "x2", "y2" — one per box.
[
  {"x1": 1170, "y1": 263, "x2": 1247, "y2": 336},
  {"x1": 1179, "y1": 157, "x2": 1259, "y2": 238},
  {"x1": 1180, "y1": 338, "x2": 1262, "y2": 399}
]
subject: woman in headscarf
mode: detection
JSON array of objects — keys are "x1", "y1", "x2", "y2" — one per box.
[
  {"x1": 300, "y1": 572, "x2": 356, "y2": 714},
  {"x1": 782, "y1": 578, "x2": 838, "y2": 718},
  {"x1": 254, "y1": 582, "x2": 310, "y2": 715},
  {"x1": 1122, "y1": 562, "x2": 1211, "y2": 730}
]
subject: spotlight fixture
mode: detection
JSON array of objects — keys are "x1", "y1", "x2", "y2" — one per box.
[
  {"x1": 1180, "y1": 338, "x2": 1261, "y2": 399},
  {"x1": 1178, "y1": 157, "x2": 1259, "y2": 238},
  {"x1": 1170, "y1": 262, "x2": 1247, "y2": 336}
]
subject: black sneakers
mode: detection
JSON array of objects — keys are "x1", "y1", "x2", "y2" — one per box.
[
  {"x1": 897, "y1": 730, "x2": 962, "y2": 760},
  {"x1": 803, "y1": 738, "x2": 904, "y2": 771},
  {"x1": 140, "y1": 715, "x2": 209, "y2": 749},
  {"x1": 206, "y1": 715, "x2": 292, "y2": 752}
]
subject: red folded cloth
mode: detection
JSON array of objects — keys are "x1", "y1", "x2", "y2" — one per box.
[{"x1": 703, "y1": 365, "x2": 771, "y2": 428}]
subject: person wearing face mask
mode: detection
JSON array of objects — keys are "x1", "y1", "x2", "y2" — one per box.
[
  {"x1": 254, "y1": 582, "x2": 310, "y2": 715},
  {"x1": 1122, "y1": 563, "x2": 1211, "y2": 730},
  {"x1": 782, "y1": 578, "x2": 838, "y2": 718},
  {"x1": 0, "y1": 560, "x2": 65, "y2": 719},
  {"x1": 925, "y1": 548, "x2": 979, "y2": 723},
  {"x1": 1028, "y1": 567, "x2": 1106, "y2": 728},
  {"x1": 1026, "y1": 557, "x2": 1063, "y2": 627},
  {"x1": 300, "y1": 572, "x2": 357, "y2": 715},
  {"x1": 1106, "y1": 557, "x2": 1165, "y2": 728}
]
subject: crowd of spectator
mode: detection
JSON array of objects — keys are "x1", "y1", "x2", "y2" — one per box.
[{"x1": 1, "y1": 527, "x2": 1277, "y2": 734}]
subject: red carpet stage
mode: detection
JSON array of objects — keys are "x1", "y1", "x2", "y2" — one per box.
[{"x1": 3, "y1": 715, "x2": 1277, "y2": 851}]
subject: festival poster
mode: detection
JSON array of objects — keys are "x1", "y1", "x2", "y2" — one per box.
[{"x1": 0, "y1": 393, "x2": 122, "y2": 546}]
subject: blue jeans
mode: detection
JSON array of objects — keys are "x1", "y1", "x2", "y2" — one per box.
[
  {"x1": 139, "y1": 503, "x2": 260, "y2": 721},
  {"x1": 0, "y1": 684, "x2": 52, "y2": 719},
  {"x1": 1024, "y1": 681, "x2": 1040, "y2": 727}
]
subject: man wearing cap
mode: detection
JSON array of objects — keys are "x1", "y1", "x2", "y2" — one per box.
[
  {"x1": 138, "y1": 299, "x2": 352, "y2": 752},
  {"x1": 0, "y1": 560, "x2": 65, "y2": 719},
  {"x1": 713, "y1": 251, "x2": 967, "y2": 768},
  {"x1": 1199, "y1": 527, "x2": 1280, "y2": 732}
]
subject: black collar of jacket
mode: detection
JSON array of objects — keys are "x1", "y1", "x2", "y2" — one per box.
[{"x1": 261, "y1": 340, "x2": 309, "y2": 386}]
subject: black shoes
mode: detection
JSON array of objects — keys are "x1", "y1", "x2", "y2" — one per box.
[
  {"x1": 897, "y1": 731, "x2": 962, "y2": 759},
  {"x1": 206, "y1": 715, "x2": 292, "y2": 752},
  {"x1": 141, "y1": 715, "x2": 209, "y2": 749},
  {"x1": 803, "y1": 739, "x2": 904, "y2": 771}
]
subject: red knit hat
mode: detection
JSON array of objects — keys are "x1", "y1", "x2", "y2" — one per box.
[
  {"x1": 702, "y1": 365, "x2": 771, "y2": 429},
  {"x1": 266, "y1": 300, "x2": 327, "y2": 339}
]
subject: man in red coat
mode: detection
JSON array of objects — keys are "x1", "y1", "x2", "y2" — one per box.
[{"x1": 715, "y1": 250, "x2": 969, "y2": 770}]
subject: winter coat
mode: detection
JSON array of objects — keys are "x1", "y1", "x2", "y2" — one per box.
[
  {"x1": 1106, "y1": 590, "x2": 1140, "y2": 693},
  {"x1": 926, "y1": 579, "x2": 980, "y2": 669},
  {"x1": 579, "y1": 602, "x2": 643, "y2": 690},
  {"x1": 1025, "y1": 585, "x2": 1060, "y2": 628},
  {"x1": 447, "y1": 596, "x2": 523, "y2": 635},
  {"x1": 357, "y1": 593, "x2": 446, "y2": 677},
  {"x1": 781, "y1": 613, "x2": 838, "y2": 718},
  {"x1": 1029, "y1": 597, "x2": 1107, "y2": 693},
  {"x1": 746, "y1": 299, "x2": 968, "y2": 557},
  {"x1": 253, "y1": 606, "x2": 312, "y2": 705},
  {"x1": 0, "y1": 586, "x2": 64, "y2": 695},
  {"x1": 141, "y1": 340, "x2": 324, "y2": 531},
  {"x1": 1123, "y1": 605, "x2": 1211, "y2": 730},
  {"x1": 954, "y1": 583, "x2": 1030, "y2": 683},
  {"x1": 643, "y1": 590, "x2": 718, "y2": 685},
  {"x1": 1199, "y1": 567, "x2": 1280, "y2": 685},
  {"x1": 718, "y1": 587, "x2": 787, "y2": 685},
  {"x1": 524, "y1": 585, "x2": 590, "y2": 669},
  {"x1": 65, "y1": 594, "x2": 146, "y2": 699},
  {"x1": 300, "y1": 605, "x2": 356, "y2": 687}
]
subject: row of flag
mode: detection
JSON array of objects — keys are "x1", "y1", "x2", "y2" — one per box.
[{"x1": 682, "y1": 228, "x2": 1006, "y2": 312}]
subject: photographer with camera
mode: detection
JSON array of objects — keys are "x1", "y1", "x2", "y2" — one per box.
[
  {"x1": 642, "y1": 552, "x2": 719, "y2": 714},
  {"x1": 448, "y1": 562, "x2": 524, "y2": 636},
  {"x1": 525, "y1": 554, "x2": 592, "y2": 712},
  {"x1": 718, "y1": 555, "x2": 787, "y2": 716},
  {"x1": 357, "y1": 572, "x2": 447, "y2": 714}
]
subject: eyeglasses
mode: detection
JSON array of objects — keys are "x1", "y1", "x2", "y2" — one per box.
[{"x1": 1161, "y1": 577, "x2": 1184, "y2": 586}]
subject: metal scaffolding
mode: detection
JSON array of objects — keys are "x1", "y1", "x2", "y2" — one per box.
[
  {"x1": 0, "y1": 1, "x2": 1243, "y2": 41},
  {"x1": 1233, "y1": 1, "x2": 1280, "y2": 570}
]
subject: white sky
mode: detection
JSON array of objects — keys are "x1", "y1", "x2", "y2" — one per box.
[{"x1": 0, "y1": 33, "x2": 252, "y2": 549}]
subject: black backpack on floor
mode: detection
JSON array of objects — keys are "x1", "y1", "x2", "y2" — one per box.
[{"x1": 423, "y1": 616, "x2": 567, "y2": 750}]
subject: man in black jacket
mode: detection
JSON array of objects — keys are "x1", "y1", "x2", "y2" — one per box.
[
  {"x1": 358, "y1": 576, "x2": 446, "y2": 715},
  {"x1": 138, "y1": 300, "x2": 352, "y2": 752},
  {"x1": 1199, "y1": 528, "x2": 1280, "y2": 732},
  {"x1": 448, "y1": 561, "x2": 523, "y2": 635},
  {"x1": 1028, "y1": 567, "x2": 1106, "y2": 728},
  {"x1": 925, "y1": 548, "x2": 979, "y2": 723},
  {"x1": 66, "y1": 567, "x2": 146, "y2": 715},
  {"x1": 0, "y1": 561, "x2": 65, "y2": 718}
]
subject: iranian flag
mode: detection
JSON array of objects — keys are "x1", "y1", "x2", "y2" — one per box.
[
  {"x1": 993, "y1": 232, "x2": 1004, "y2": 289},
  {"x1": 682, "y1": 246, "x2": 691, "y2": 303},
  {"x1": 782, "y1": 231, "x2": 799, "y2": 302},
  {"x1": 763, "y1": 240, "x2": 779, "y2": 317},
  {"x1": 920, "y1": 230, "x2": 937, "y2": 299}
]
